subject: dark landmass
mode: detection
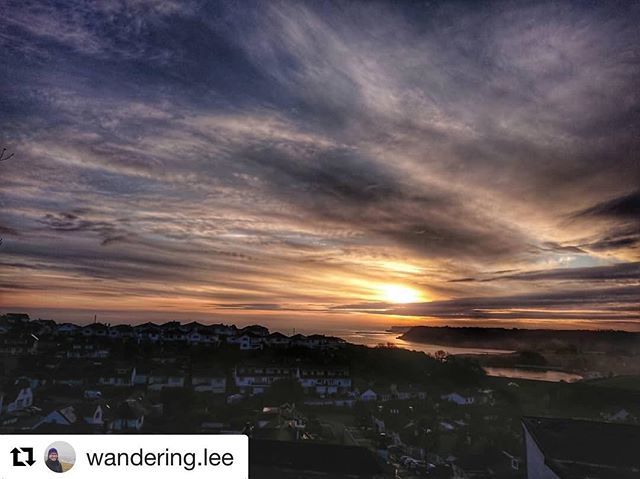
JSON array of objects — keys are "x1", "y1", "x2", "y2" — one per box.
[
  {"x1": 386, "y1": 326, "x2": 413, "y2": 333},
  {"x1": 400, "y1": 326, "x2": 640, "y2": 355}
]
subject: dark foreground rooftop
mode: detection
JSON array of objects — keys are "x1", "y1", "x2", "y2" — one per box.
[{"x1": 523, "y1": 416, "x2": 640, "y2": 479}]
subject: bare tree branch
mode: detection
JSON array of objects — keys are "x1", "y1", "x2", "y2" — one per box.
[
  {"x1": 0, "y1": 148, "x2": 15, "y2": 162},
  {"x1": 0, "y1": 147, "x2": 16, "y2": 248}
]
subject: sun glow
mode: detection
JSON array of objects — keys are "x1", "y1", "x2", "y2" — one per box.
[{"x1": 379, "y1": 284, "x2": 423, "y2": 304}]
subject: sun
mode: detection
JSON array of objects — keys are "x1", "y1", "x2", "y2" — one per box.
[{"x1": 379, "y1": 284, "x2": 423, "y2": 304}]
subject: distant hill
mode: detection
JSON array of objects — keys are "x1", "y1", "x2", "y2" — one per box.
[{"x1": 400, "y1": 326, "x2": 640, "y2": 354}]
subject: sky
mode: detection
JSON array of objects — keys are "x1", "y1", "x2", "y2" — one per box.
[{"x1": 0, "y1": 0, "x2": 639, "y2": 333}]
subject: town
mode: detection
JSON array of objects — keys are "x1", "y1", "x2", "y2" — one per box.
[{"x1": 1, "y1": 312, "x2": 639, "y2": 478}]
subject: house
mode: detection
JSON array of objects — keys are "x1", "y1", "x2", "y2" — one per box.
[
  {"x1": 56, "y1": 323, "x2": 79, "y2": 335},
  {"x1": 147, "y1": 368, "x2": 186, "y2": 391},
  {"x1": 360, "y1": 389, "x2": 378, "y2": 402},
  {"x1": 159, "y1": 322, "x2": 186, "y2": 342},
  {"x1": 98, "y1": 366, "x2": 136, "y2": 387},
  {"x1": 298, "y1": 366, "x2": 352, "y2": 395},
  {"x1": 110, "y1": 399, "x2": 145, "y2": 431},
  {"x1": 14, "y1": 373, "x2": 47, "y2": 390},
  {"x1": 440, "y1": 421, "x2": 456, "y2": 432},
  {"x1": 389, "y1": 384, "x2": 427, "y2": 401},
  {"x1": 601, "y1": 408, "x2": 636, "y2": 423},
  {"x1": 227, "y1": 393, "x2": 244, "y2": 405},
  {"x1": 0, "y1": 335, "x2": 37, "y2": 355},
  {"x1": 191, "y1": 369, "x2": 226, "y2": 393},
  {"x1": 186, "y1": 329, "x2": 219, "y2": 345},
  {"x1": 135, "y1": 322, "x2": 162, "y2": 342},
  {"x1": 210, "y1": 324, "x2": 238, "y2": 337},
  {"x1": 265, "y1": 332, "x2": 291, "y2": 348},
  {"x1": 81, "y1": 323, "x2": 109, "y2": 338},
  {"x1": 228, "y1": 333, "x2": 264, "y2": 350},
  {"x1": 76, "y1": 402, "x2": 107, "y2": 426},
  {"x1": 179, "y1": 321, "x2": 206, "y2": 333},
  {"x1": 133, "y1": 366, "x2": 150, "y2": 386},
  {"x1": 522, "y1": 416, "x2": 640, "y2": 478},
  {"x1": 66, "y1": 341, "x2": 109, "y2": 359},
  {"x1": 501, "y1": 450, "x2": 521, "y2": 474},
  {"x1": 36, "y1": 406, "x2": 78, "y2": 428},
  {"x1": 31, "y1": 319, "x2": 57, "y2": 334},
  {"x1": 252, "y1": 404, "x2": 307, "y2": 441},
  {"x1": 52, "y1": 366, "x2": 87, "y2": 387},
  {"x1": 110, "y1": 324, "x2": 135, "y2": 339},
  {"x1": 0, "y1": 313, "x2": 30, "y2": 324},
  {"x1": 0, "y1": 380, "x2": 34, "y2": 413},
  {"x1": 84, "y1": 390, "x2": 102, "y2": 399},
  {"x1": 441, "y1": 392, "x2": 475, "y2": 405},
  {"x1": 234, "y1": 365, "x2": 297, "y2": 395},
  {"x1": 199, "y1": 330, "x2": 221, "y2": 345},
  {"x1": 293, "y1": 334, "x2": 346, "y2": 350},
  {"x1": 240, "y1": 325, "x2": 270, "y2": 337}
]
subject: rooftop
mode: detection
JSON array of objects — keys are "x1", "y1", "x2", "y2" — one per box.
[{"x1": 523, "y1": 416, "x2": 640, "y2": 478}]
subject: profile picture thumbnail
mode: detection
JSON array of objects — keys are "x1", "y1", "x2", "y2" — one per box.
[{"x1": 44, "y1": 441, "x2": 76, "y2": 473}]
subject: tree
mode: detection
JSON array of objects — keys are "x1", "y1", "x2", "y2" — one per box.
[
  {"x1": 434, "y1": 350, "x2": 448, "y2": 362},
  {"x1": 264, "y1": 377, "x2": 304, "y2": 405}
]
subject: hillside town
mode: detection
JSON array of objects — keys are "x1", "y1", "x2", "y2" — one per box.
[{"x1": 1, "y1": 313, "x2": 639, "y2": 478}]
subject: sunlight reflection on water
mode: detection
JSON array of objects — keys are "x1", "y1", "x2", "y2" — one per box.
[{"x1": 340, "y1": 330, "x2": 514, "y2": 355}]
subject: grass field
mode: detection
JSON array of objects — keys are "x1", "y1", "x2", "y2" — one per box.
[{"x1": 585, "y1": 375, "x2": 640, "y2": 391}]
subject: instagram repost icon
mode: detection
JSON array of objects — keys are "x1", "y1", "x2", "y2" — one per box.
[
  {"x1": 10, "y1": 447, "x2": 35, "y2": 467},
  {"x1": 44, "y1": 442, "x2": 75, "y2": 473}
]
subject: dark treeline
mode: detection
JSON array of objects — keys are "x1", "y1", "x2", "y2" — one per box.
[{"x1": 401, "y1": 326, "x2": 640, "y2": 354}]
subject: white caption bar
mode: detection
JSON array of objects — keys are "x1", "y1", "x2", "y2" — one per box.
[{"x1": 0, "y1": 435, "x2": 248, "y2": 478}]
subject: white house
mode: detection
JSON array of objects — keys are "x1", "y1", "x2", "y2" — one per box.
[
  {"x1": 160, "y1": 325, "x2": 186, "y2": 342},
  {"x1": 110, "y1": 400, "x2": 145, "y2": 431},
  {"x1": 298, "y1": 366, "x2": 352, "y2": 395},
  {"x1": 227, "y1": 333, "x2": 263, "y2": 350},
  {"x1": 84, "y1": 390, "x2": 103, "y2": 400},
  {"x1": 239, "y1": 325, "x2": 269, "y2": 337},
  {"x1": 98, "y1": 367, "x2": 137, "y2": 387},
  {"x1": 134, "y1": 323, "x2": 162, "y2": 342},
  {"x1": 0, "y1": 382, "x2": 34, "y2": 413},
  {"x1": 36, "y1": 406, "x2": 78, "y2": 428},
  {"x1": 192, "y1": 371, "x2": 226, "y2": 393},
  {"x1": 56, "y1": 323, "x2": 79, "y2": 335},
  {"x1": 441, "y1": 392, "x2": 475, "y2": 405},
  {"x1": 265, "y1": 332, "x2": 291, "y2": 348},
  {"x1": 296, "y1": 334, "x2": 346, "y2": 350},
  {"x1": 78, "y1": 403, "x2": 106, "y2": 426},
  {"x1": 147, "y1": 369, "x2": 186, "y2": 391},
  {"x1": 360, "y1": 389, "x2": 378, "y2": 402},
  {"x1": 210, "y1": 324, "x2": 237, "y2": 337},
  {"x1": 81, "y1": 323, "x2": 109, "y2": 338},
  {"x1": 389, "y1": 384, "x2": 427, "y2": 401},
  {"x1": 234, "y1": 365, "x2": 296, "y2": 395}
]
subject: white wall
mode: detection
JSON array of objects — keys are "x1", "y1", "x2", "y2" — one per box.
[{"x1": 523, "y1": 425, "x2": 560, "y2": 479}]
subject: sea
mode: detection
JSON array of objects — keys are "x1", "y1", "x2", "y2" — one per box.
[{"x1": 338, "y1": 329, "x2": 584, "y2": 382}]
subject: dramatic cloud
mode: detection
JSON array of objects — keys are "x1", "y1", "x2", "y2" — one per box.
[
  {"x1": 575, "y1": 191, "x2": 640, "y2": 220},
  {"x1": 1, "y1": 0, "x2": 638, "y2": 330}
]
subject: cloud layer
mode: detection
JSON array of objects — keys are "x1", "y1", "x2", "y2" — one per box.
[{"x1": 1, "y1": 0, "x2": 639, "y2": 329}]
